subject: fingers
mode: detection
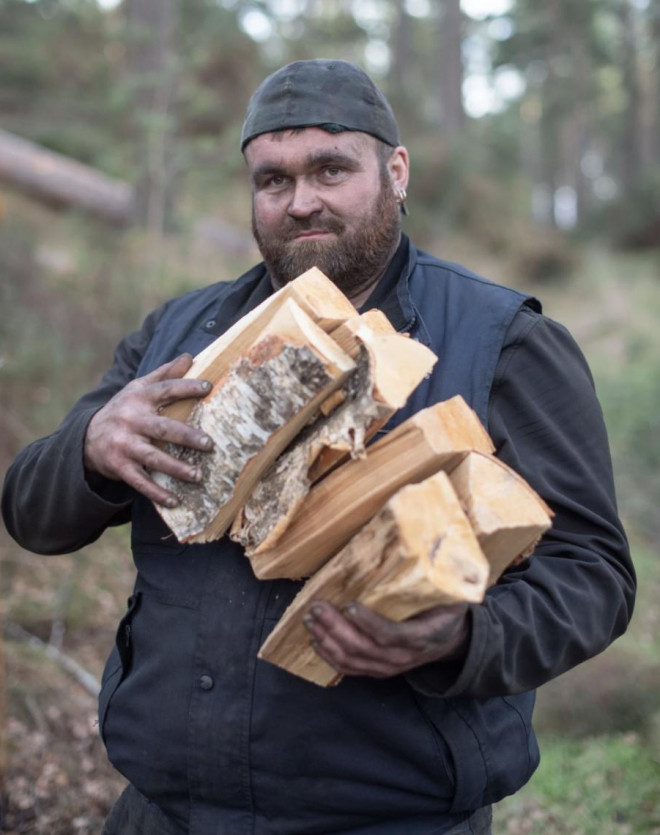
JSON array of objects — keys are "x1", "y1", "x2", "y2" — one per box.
[
  {"x1": 83, "y1": 355, "x2": 217, "y2": 505},
  {"x1": 108, "y1": 458, "x2": 186, "y2": 508},
  {"x1": 303, "y1": 601, "x2": 470, "y2": 679},
  {"x1": 138, "y1": 355, "x2": 213, "y2": 409},
  {"x1": 142, "y1": 353, "x2": 195, "y2": 383},
  {"x1": 141, "y1": 413, "x2": 214, "y2": 452},
  {"x1": 304, "y1": 604, "x2": 405, "y2": 678}
]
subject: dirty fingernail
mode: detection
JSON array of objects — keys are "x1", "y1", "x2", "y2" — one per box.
[
  {"x1": 345, "y1": 604, "x2": 358, "y2": 617},
  {"x1": 165, "y1": 496, "x2": 178, "y2": 508},
  {"x1": 201, "y1": 435, "x2": 214, "y2": 449},
  {"x1": 303, "y1": 615, "x2": 314, "y2": 629},
  {"x1": 201, "y1": 380, "x2": 212, "y2": 393},
  {"x1": 190, "y1": 467, "x2": 202, "y2": 481}
]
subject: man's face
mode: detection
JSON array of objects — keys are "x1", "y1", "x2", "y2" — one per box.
[{"x1": 245, "y1": 128, "x2": 407, "y2": 299}]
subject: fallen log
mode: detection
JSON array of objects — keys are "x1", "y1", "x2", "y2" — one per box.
[
  {"x1": 152, "y1": 298, "x2": 355, "y2": 543},
  {"x1": 258, "y1": 471, "x2": 490, "y2": 687},
  {"x1": 0, "y1": 129, "x2": 133, "y2": 226},
  {"x1": 246, "y1": 396, "x2": 494, "y2": 580},
  {"x1": 230, "y1": 311, "x2": 437, "y2": 555}
]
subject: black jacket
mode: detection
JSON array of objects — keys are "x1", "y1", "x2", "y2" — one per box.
[{"x1": 2, "y1": 238, "x2": 635, "y2": 834}]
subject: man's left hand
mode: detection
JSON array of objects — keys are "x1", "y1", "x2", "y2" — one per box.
[{"x1": 303, "y1": 601, "x2": 470, "y2": 679}]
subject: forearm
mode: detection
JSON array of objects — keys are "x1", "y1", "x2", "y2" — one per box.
[{"x1": 2, "y1": 406, "x2": 133, "y2": 554}]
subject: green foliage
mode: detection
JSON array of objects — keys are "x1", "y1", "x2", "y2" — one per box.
[
  {"x1": 496, "y1": 734, "x2": 660, "y2": 834},
  {"x1": 595, "y1": 307, "x2": 660, "y2": 540}
]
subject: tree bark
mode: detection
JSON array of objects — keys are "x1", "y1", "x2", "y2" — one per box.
[
  {"x1": 153, "y1": 302, "x2": 356, "y2": 543},
  {"x1": 231, "y1": 312, "x2": 437, "y2": 555}
]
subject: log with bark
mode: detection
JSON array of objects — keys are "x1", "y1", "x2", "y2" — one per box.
[
  {"x1": 160, "y1": 267, "x2": 359, "y2": 426},
  {"x1": 230, "y1": 310, "x2": 437, "y2": 555},
  {"x1": 152, "y1": 298, "x2": 356, "y2": 543},
  {"x1": 0, "y1": 129, "x2": 133, "y2": 226},
  {"x1": 245, "y1": 396, "x2": 494, "y2": 581}
]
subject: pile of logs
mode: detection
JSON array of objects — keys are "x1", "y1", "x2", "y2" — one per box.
[{"x1": 151, "y1": 267, "x2": 553, "y2": 686}]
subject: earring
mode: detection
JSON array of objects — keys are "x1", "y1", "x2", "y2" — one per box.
[{"x1": 397, "y1": 188, "x2": 407, "y2": 204}]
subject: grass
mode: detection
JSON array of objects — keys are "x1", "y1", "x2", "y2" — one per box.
[{"x1": 495, "y1": 734, "x2": 660, "y2": 834}]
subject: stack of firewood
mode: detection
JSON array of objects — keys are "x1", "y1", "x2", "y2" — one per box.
[{"x1": 151, "y1": 267, "x2": 553, "y2": 686}]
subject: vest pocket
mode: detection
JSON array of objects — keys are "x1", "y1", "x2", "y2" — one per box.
[{"x1": 98, "y1": 592, "x2": 141, "y2": 744}]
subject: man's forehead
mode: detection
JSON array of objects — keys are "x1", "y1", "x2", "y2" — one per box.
[{"x1": 245, "y1": 127, "x2": 376, "y2": 167}]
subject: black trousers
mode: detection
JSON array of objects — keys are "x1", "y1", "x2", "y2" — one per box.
[{"x1": 102, "y1": 784, "x2": 493, "y2": 835}]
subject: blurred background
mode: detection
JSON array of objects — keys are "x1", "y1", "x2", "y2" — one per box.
[{"x1": 0, "y1": 0, "x2": 659, "y2": 831}]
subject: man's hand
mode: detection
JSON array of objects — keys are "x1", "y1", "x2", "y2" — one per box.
[
  {"x1": 303, "y1": 601, "x2": 470, "y2": 679},
  {"x1": 84, "y1": 354, "x2": 214, "y2": 507}
]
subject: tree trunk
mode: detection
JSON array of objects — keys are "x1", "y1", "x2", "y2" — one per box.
[
  {"x1": 389, "y1": 0, "x2": 417, "y2": 128},
  {"x1": 619, "y1": 0, "x2": 644, "y2": 199},
  {"x1": 436, "y1": 0, "x2": 466, "y2": 141},
  {"x1": 125, "y1": 0, "x2": 179, "y2": 231}
]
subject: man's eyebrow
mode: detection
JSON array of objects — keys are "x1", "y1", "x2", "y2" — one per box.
[{"x1": 304, "y1": 150, "x2": 360, "y2": 169}]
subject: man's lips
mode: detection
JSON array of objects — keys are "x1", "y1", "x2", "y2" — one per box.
[{"x1": 293, "y1": 230, "x2": 334, "y2": 240}]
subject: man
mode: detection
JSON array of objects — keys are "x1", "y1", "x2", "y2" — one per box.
[{"x1": 2, "y1": 60, "x2": 634, "y2": 834}]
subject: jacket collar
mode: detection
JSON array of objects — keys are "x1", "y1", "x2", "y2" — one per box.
[{"x1": 359, "y1": 234, "x2": 416, "y2": 332}]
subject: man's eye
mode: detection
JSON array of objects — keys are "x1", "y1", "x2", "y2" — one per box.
[
  {"x1": 324, "y1": 167, "x2": 342, "y2": 178},
  {"x1": 261, "y1": 175, "x2": 288, "y2": 190}
]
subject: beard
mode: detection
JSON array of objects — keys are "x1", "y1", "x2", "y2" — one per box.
[{"x1": 252, "y1": 178, "x2": 401, "y2": 298}]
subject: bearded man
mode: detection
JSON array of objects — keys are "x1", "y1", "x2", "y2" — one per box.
[{"x1": 2, "y1": 60, "x2": 634, "y2": 835}]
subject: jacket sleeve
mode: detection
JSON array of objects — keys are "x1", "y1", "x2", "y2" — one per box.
[
  {"x1": 407, "y1": 307, "x2": 636, "y2": 698},
  {"x1": 1, "y1": 305, "x2": 167, "y2": 556}
]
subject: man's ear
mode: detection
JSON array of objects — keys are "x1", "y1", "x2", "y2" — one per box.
[{"x1": 388, "y1": 146, "x2": 409, "y2": 193}]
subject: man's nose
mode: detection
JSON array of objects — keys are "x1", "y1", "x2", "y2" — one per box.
[{"x1": 287, "y1": 180, "x2": 323, "y2": 218}]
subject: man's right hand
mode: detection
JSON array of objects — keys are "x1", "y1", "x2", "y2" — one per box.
[{"x1": 84, "y1": 354, "x2": 214, "y2": 507}]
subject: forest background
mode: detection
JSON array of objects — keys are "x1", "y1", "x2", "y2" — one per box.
[{"x1": 0, "y1": 0, "x2": 659, "y2": 832}]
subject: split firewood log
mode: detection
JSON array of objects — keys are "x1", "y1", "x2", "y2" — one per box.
[
  {"x1": 258, "y1": 471, "x2": 490, "y2": 687},
  {"x1": 230, "y1": 311, "x2": 437, "y2": 555},
  {"x1": 161, "y1": 266, "x2": 359, "y2": 426},
  {"x1": 258, "y1": 453, "x2": 553, "y2": 687},
  {"x1": 246, "y1": 396, "x2": 495, "y2": 580},
  {"x1": 152, "y1": 298, "x2": 355, "y2": 543},
  {"x1": 448, "y1": 451, "x2": 553, "y2": 585}
]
